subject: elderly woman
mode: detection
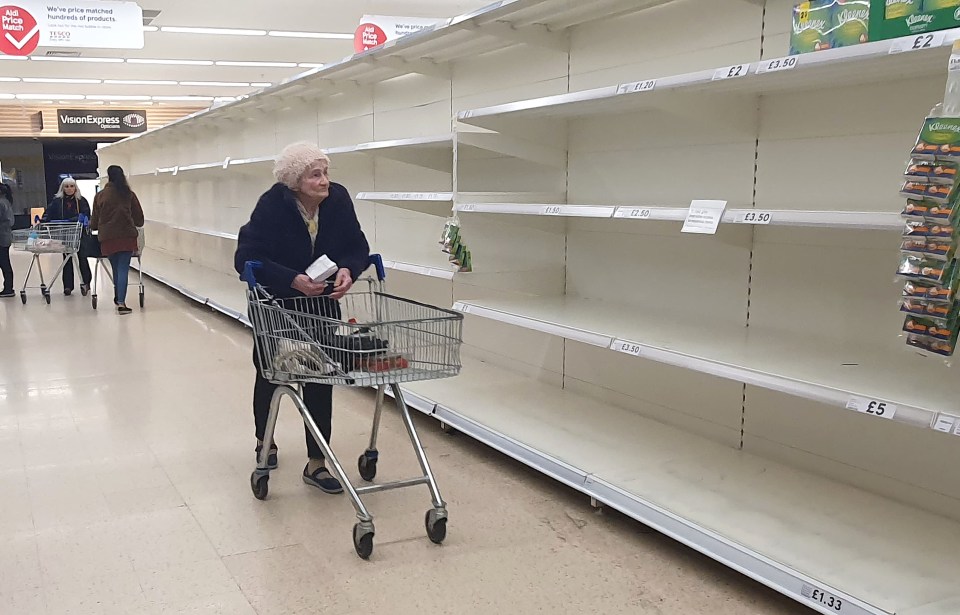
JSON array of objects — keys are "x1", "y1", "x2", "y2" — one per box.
[
  {"x1": 234, "y1": 142, "x2": 370, "y2": 494},
  {"x1": 43, "y1": 177, "x2": 92, "y2": 295}
]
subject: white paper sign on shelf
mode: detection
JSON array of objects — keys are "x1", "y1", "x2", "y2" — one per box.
[
  {"x1": 756, "y1": 55, "x2": 798, "y2": 74},
  {"x1": 889, "y1": 31, "x2": 947, "y2": 54},
  {"x1": 933, "y1": 414, "x2": 957, "y2": 434},
  {"x1": 611, "y1": 339, "x2": 643, "y2": 357},
  {"x1": 846, "y1": 395, "x2": 898, "y2": 420},
  {"x1": 617, "y1": 79, "x2": 657, "y2": 95},
  {"x1": 733, "y1": 210, "x2": 773, "y2": 225},
  {"x1": 682, "y1": 200, "x2": 727, "y2": 235},
  {"x1": 712, "y1": 64, "x2": 748, "y2": 81}
]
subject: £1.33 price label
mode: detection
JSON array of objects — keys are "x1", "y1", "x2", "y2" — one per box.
[{"x1": 801, "y1": 584, "x2": 845, "y2": 613}]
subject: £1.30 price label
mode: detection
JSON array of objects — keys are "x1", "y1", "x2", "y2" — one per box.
[
  {"x1": 846, "y1": 395, "x2": 898, "y2": 420},
  {"x1": 542, "y1": 205, "x2": 564, "y2": 216}
]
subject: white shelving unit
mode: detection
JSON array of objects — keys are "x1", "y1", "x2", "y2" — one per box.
[{"x1": 99, "y1": 1, "x2": 960, "y2": 612}]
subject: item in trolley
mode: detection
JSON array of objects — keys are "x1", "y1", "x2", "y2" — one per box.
[
  {"x1": 906, "y1": 331, "x2": 958, "y2": 356},
  {"x1": 912, "y1": 117, "x2": 960, "y2": 160},
  {"x1": 356, "y1": 354, "x2": 410, "y2": 372},
  {"x1": 272, "y1": 339, "x2": 342, "y2": 377},
  {"x1": 897, "y1": 254, "x2": 956, "y2": 283},
  {"x1": 306, "y1": 254, "x2": 338, "y2": 283},
  {"x1": 902, "y1": 199, "x2": 957, "y2": 221}
]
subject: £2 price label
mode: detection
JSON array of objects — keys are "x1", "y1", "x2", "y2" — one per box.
[
  {"x1": 846, "y1": 395, "x2": 898, "y2": 420},
  {"x1": 713, "y1": 64, "x2": 748, "y2": 81},
  {"x1": 891, "y1": 31, "x2": 946, "y2": 54}
]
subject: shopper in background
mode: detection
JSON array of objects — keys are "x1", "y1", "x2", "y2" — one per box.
[
  {"x1": 91, "y1": 166, "x2": 144, "y2": 316},
  {"x1": 43, "y1": 178, "x2": 92, "y2": 296},
  {"x1": 0, "y1": 183, "x2": 14, "y2": 298},
  {"x1": 234, "y1": 142, "x2": 370, "y2": 494}
]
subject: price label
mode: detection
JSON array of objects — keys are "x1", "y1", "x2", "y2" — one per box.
[
  {"x1": 542, "y1": 205, "x2": 564, "y2": 216},
  {"x1": 172, "y1": 166, "x2": 179, "y2": 176},
  {"x1": 625, "y1": 208, "x2": 652, "y2": 219},
  {"x1": 890, "y1": 31, "x2": 946, "y2": 54},
  {"x1": 933, "y1": 414, "x2": 957, "y2": 433},
  {"x1": 950, "y1": 56, "x2": 960, "y2": 72},
  {"x1": 712, "y1": 64, "x2": 748, "y2": 81},
  {"x1": 756, "y1": 55, "x2": 798, "y2": 74},
  {"x1": 458, "y1": 203, "x2": 477, "y2": 212},
  {"x1": 617, "y1": 79, "x2": 657, "y2": 95},
  {"x1": 846, "y1": 395, "x2": 898, "y2": 420},
  {"x1": 735, "y1": 211, "x2": 773, "y2": 225},
  {"x1": 611, "y1": 339, "x2": 643, "y2": 357},
  {"x1": 801, "y1": 584, "x2": 845, "y2": 613}
]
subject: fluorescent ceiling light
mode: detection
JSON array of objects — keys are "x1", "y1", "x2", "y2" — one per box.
[
  {"x1": 0, "y1": 56, "x2": 26, "y2": 61},
  {"x1": 104, "y1": 79, "x2": 178, "y2": 85},
  {"x1": 111, "y1": 101, "x2": 153, "y2": 105},
  {"x1": 215, "y1": 61, "x2": 297, "y2": 68},
  {"x1": 179, "y1": 81, "x2": 251, "y2": 87},
  {"x1": 161, "y1": 26, "x2": 266, "y2": 36},
  {"x1": 128, "y1": 58, "x2": 214, "y2": 66},
  {"x1": 298, "y1": 63, "x2": 325, "y2": 68},
  {"x1": 16, "y1": 93, "x2": 85, "y2": 100},
  {"x1": 0, "y1": 77, "x2": 20, "y2": 82},
  {"x1": 143, "y1": 25, "x2": 158, "y2": 32},
  {"x1": 31, "y1": 56, "x2": 123, "y2": 63},
  {"x1": 74, "y1": 100, "x2": 105, "y2": 105},
  {"x1": 0, "y1": 94, "x2": 14, "y2": 99},
  {"x1": 152, "y1": 96, "x2": 214, "y2": 101},
  {"x1": 268, "y1": 31, "x2": 353, "y2": 40},
  {"x1": 23, "y1": 77, "x2": 102, "y2": 84},
  {"x1": 250, "y1": 82, "x2": 272, "y2": 88},
  {"x1": 86, "y1": 95, "x2": 152, "y2": 101}
]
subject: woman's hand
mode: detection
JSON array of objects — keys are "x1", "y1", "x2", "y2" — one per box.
[
  {"x1": 291, "y1": 274, "x2": 328, "y2": 297},
  {"x1": 330, "y1": 268, "x2": 353, "y2": 300}
]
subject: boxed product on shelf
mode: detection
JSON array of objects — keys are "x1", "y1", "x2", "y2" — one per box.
[
  {"x1": 900, "y1": 179, "x2": 955, "y2": 201},
  {"x1": 900, "y1": 296, "x2": 959, "y2": 318},
  {"x1": 903, "y1": 314, "x2": 959, "y2": 339},
  {"x1": 869, "y1": 0, "x2": 960, "y2": 39},
  {"x1": 903, "y1": 219, "x2": 957, "y2": 237},
  {"x1": 906, "y1": 331, "x2": 958, "y2": 355},
  {"x1": 833, "y1": 0, "x2": 872, "y2": 46},
  {"x1": 900, "y1": 235, "x2": 956, "y2": 258},
  {"x1": 897, "y1": 254, "x2": 957, "y2": 282},
  {"x1": 791, "y1": 0, "x2": 835, "y2": 53},
  {"x1": 911, "y1": 118, "x2": 960, "y2": 159},
  {"x1": 904, "y1": 158, "x2": 959, "y2": 181},
  {"x1": 902, "y1": 279, "x2": 957, "y2": 300},
  {"x1": 902, "y1": 198, "x2": 958, "y2": 220}
]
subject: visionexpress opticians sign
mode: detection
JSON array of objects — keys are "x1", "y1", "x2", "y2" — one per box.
[
  {"x1": 0, "y1": 1, "x2": 142, "y2": 56},
  {"x1": 58, "y1": 109, "x2": 147, "y2": 134}
]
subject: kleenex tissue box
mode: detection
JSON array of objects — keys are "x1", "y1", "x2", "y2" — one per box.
[{"x1": 307, "y1": 255, "x2": 338, "y2": 283}]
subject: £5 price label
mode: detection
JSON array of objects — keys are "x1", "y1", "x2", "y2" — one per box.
[
  {"x1": 712, "y1": 64, "x2": 748, "y2": 81},
  {"x1": 617, "y1": 79, "x2": 657, "y2": 95},
  {"x1": 757, "y1": 55, "x2": 798, "y2": 74},
  {"x1": 611, "y1": 339, "x2": 643, "y2": 357},
  {"x1": 846, "y1": 395, "x2": 898, "y2": 420}
]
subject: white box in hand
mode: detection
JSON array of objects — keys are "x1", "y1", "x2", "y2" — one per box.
[{"x1": 307, "y1": 255, "x2": 338, "y2": 283}]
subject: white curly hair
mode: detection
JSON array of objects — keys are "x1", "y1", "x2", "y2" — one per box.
[{"x1": 273, "y1": 142, "x2": 330, "y2": 189}]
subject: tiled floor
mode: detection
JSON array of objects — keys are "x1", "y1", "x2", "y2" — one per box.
[{"x1": 0, "y1": 254, "x2": 812, "y2": 614}]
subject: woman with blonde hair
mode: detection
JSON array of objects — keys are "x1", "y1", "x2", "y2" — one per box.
[
  {"x1": 234, "y1": 142, "x2": 370, "y2": 493},
  {"x1": 91, "y1": 165, "x2": 144, "y2": 315},
  {"x1": 42, "y1": 177, "x2": 91, "y2": 295}
]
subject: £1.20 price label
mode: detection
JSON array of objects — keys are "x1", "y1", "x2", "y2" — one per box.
[
  {"x1": 846, "y1": 395, "x2": 898, "y2": 420},
  {"x1": 617, "y1": 79, "x2": 657, "y2": 95}
]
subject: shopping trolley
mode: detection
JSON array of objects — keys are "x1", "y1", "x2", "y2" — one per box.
[
  {"x1": 90, "y1": 237, "x2": 145, "y2": 310},
  {"x1": 11, "y1": 220, "x2": 83, "y2": 305},
  {"x1": 242, "y1": 255, "x2": 463, "y2": 559}
]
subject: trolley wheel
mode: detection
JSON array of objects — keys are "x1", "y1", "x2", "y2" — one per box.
[
  {"x1": 353, "y1": 524, "x2": 375, "y2": 560},
  {"x1": 250, "y1": 472, "x2": 269, "y2": 500},
  {"x1": 80, "y1": 284, "x2": 89, "y2": 297},
  {"x1": 43, "y1": 293, "x2": 51, "y2": 305},
  {"x1": 425, "y1": 509, "x2": 447, "y2": 545},
  {"x1": 19, "y1": 292, "x2": 26, "y2": 305},
  {"x1": 92, "y1": 296, "x2": 98, "y2": 310},
  {"x1": 139, "y1": 291, "x2": 144, "y2": 308},
  {"x1": 357, "y1": 451, "x2": 378, "y2": 482}
]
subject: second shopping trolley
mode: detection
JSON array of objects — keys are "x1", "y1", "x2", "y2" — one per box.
[
  {"x1": 11, "y1": 220, "x2": 83, "y2": 305},
  {"x1": 243, "y1": 255, "x2": 463, "y2": 559}
]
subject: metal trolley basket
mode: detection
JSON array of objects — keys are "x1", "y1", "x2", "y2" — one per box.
[
  {"x1": 242, "y1": 255, "x2": 463, "y2": 559},
  {"x1": 11, "y1": 220, "x2": 83, "y2": 305}
]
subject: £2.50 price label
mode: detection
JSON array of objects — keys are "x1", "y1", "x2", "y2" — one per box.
[{"x1": 846, "y1": 395, "x2": 898, "y2": 420}]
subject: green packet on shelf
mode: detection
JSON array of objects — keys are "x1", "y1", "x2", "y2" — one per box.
[
  {"x1": 912, "y1": 117, "x2": 960, "y2": 159},
  {"x1": 902, "y1": 279, "x2": 957, "y2": 302},
  {"x1": 898, "y1": 254, "x2": 957, "y2": 283},
  {"x1": 791, "y1": 0, "x2": 834, "y2": 54},
  {"x1": 901, "y1": 297, "x2": 959, "y2": 320},
  {"x1": 923, "y1": 0, "x2": 960, "y2": 11},
  {"x1": 903, "y1": 314, "x2": 959, "y2": 340},
  {"x1": 902, "y1": 198, "x2": 959, "y2": 221},
  {"x1": 833, "y1": 0, "x2": 870, "y2": 47},
  {"x1": 886, "y1": 0, "x2": 922, "y2": 19},
  {"x1": 906, "y1": 331, "x2": 957, "y2": 356}
]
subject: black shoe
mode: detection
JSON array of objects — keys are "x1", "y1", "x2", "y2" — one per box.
[
  {"x1": 80, "y1": 284, "x2": 89, "y2": 297},
  {"x1": 0, "y1": 289, "x2": 14, "y2": 298},
  {"x1": 302, "y1": 465, "x2": 343, "y2": 494},
  {"x1": 117, "y1": 305, "x2": 132, "y2": 315},
  {"x1": 255, "y1": 444, "x2": 278, "y2": 470},
  {"x1": 64, "y1": 288, "x2": 73, "y2": 296}
]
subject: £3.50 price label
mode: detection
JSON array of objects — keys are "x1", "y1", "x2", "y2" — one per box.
[
  {"x1": 617, "y1": 79, "x2": 657, "y2": 95},
  {"x1": 846, "y1": 395, "x2": 898, "y2": 420},
  {"x1": 713, "y1": 64, "x2": 748, "y2": 81},
  {"x1": 801, "y1": 584, "x2": 845, "y2": 613},
  {"x1": 735, "y1": 211, "x2": 772, "y2": 225},
  {"x1": 611, "y1": 339, "x2": 643, "y2": 357},
  {"x1": 757, "y1": 55, "x2": 798, "y2": 74}
]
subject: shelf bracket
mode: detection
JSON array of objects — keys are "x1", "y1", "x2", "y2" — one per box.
[
  {"x1": 478, "y1": 21, "x2": 569, "y2": 53},
  {"x1": 363, "y1": 56, "x2": 451, "y2": 80}
]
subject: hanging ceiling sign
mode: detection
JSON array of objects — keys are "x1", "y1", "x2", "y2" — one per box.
[
  {"x1": 0, "y1": 1, "x2": 143, "y2": 57},
  {"x1": 354, "y1": 15, "x2": 444, "y2": 53}
]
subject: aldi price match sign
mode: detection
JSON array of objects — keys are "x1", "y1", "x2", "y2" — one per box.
[{"x1": 0, "y1": 1, "x2": 143, "y2": 57}]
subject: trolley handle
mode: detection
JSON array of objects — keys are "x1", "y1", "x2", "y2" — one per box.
[{"x1": 243, "y1": 254, "x2": 386, "y2": 290}]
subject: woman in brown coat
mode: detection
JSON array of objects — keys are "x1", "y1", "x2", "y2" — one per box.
[{"x1": 91, "y1": 165, "x2": 144, "y2": 315}]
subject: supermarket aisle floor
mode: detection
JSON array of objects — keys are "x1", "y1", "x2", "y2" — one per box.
[{"x1": 0, "y1": 267, "x2": 811, "y2": 614}]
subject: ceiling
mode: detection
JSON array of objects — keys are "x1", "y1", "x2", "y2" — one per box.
[{"x1": 0, "y1": 0, "x2": 491, "y2": 106}]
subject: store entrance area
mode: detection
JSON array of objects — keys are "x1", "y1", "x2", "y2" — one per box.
[{"x1": 0, "y1": 253, "x2": 808, "y2": 614}]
